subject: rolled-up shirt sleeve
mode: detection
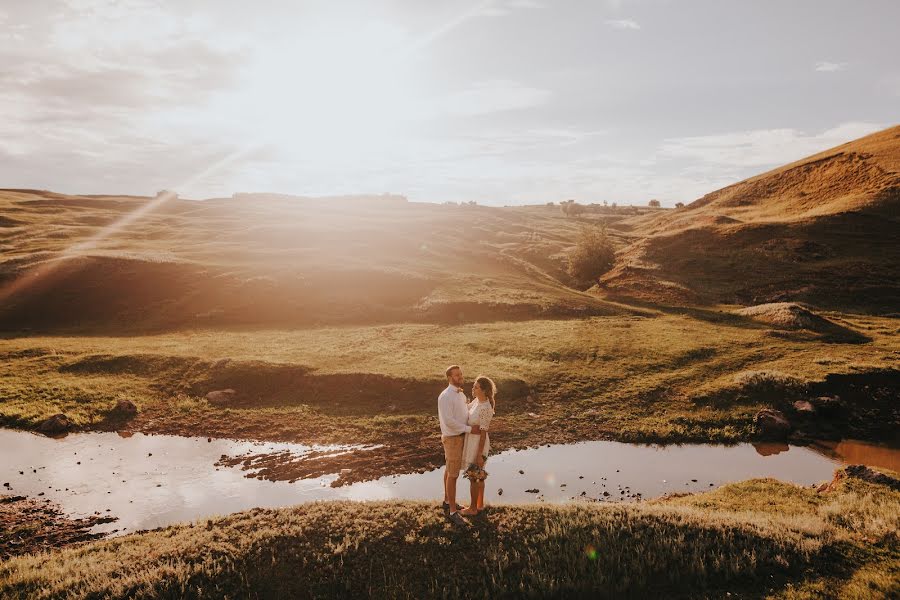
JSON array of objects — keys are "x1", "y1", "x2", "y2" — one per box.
[{"x1": 438, "y1": 392, "x2": 472, "y2": 435}]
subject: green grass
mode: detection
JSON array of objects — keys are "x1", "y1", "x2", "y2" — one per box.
[
  {"x1": 0, "y1": 313, "x2": 896, "y2": 485},
  {"x1": 1, "y1": 476, "x2": 896, "y2": 599}
]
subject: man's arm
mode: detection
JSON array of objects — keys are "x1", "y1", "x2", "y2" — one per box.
[{"x1": 438, "y1": 393, "x2": 472, "y2": 435}]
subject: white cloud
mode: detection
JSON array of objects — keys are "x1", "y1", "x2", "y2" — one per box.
[
  {"x1": 657, "y1": 122, "x2": 885, "y2": 168},
  {"x1": 605, "y1": 19, "x2": 640, "y2": 30},
  {"x1": 815, "y1": 61, "x2": 846, "y2": 72}
]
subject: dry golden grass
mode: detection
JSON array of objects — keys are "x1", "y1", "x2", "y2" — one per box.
[
  {"x1": 0, "y1": 475, "x2": 896, "y2": 599},
  {"x1": 600, "y1": 125, "x2": 900, "y2": 309},
  {"x1": 0, "y1": 190, "x2": 649, "y2": 333}
]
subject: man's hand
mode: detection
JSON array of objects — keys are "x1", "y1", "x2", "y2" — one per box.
[{"x1": 471, "y1": 425, "x2": 481, "y2": 435}]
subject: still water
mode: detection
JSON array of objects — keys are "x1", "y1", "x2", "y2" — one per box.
[{"x1": 2, "y1": 429, "x2": 896, "y2": 536}]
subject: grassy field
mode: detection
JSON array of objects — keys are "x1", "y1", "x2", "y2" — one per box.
[
  {"x1": 1, "y1": 472, "x2": 897, "y2": 599},
  {"x1": 2, "y1": 310, "x2": 897, "y2": 483}
]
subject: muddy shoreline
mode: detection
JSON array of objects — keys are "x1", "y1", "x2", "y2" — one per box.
[{"x1": 0, "y1": 495, "x2": 116, "y2": 560}]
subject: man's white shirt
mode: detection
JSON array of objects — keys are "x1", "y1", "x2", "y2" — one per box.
[{"x1": 437, "y1": 384, "x2": 472, "y2": 437}]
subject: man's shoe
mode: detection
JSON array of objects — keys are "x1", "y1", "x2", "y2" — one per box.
[{"x1": 448, "y1": 511, "x2": 470, "y2": 527}]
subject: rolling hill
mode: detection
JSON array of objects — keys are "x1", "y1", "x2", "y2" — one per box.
[
  {"x1": 599, "y1": 125, "x2": 900, "y2": 312},
  {"x1": 0, "y1": 191, "x2": 636, "y2": 333}
]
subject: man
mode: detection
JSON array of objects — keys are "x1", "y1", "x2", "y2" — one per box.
[{"x1": 438, "y1": 364, "x2": 480, "y2": 526}]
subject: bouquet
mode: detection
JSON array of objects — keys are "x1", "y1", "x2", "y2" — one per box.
[{"x1": 463, "y1": 461, "x2": 488, "y2": 482}]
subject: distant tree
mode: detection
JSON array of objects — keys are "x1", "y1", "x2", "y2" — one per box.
[
  {"x1": 648, "y1": 199, "x2": 661, "y2": 208},
  {"x1": 611, "y1": 202, "x2": 617, "y2": 208},
  {"x1": 675, "y1": 202, "x2": 685, "y2": 209},
  {"x1": 156, "y1": 189, "x2": 178, "y2": 200},
  {"x1": 561, "y1": 200, "x2": 586, "y2": 217},
  {"x1": 567, "y1": 224, "x2": 615, "y2": 289},
  {"x1": 603, "y1": 200, "x2": 608, "y2": 207},
  {"x1": 546, "y1": 201, "x2": 555, "y2": 207}
]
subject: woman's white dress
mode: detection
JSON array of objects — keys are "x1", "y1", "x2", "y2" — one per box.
[{"x1": 461, "y1": 400, "x2": 494, "y2": 466}]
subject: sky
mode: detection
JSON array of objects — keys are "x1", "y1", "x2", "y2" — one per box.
[{"x1": 1, "y1": 0, "x2": 898, "y2": 206}]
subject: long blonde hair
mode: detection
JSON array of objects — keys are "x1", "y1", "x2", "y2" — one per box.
[{"x1": 474, "y1": 375, "x2": 497, "y2": 412}]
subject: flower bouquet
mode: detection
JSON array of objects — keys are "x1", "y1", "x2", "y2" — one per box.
[{"x1": 463, "y1": 461, "x2": 488, "y2": 482}]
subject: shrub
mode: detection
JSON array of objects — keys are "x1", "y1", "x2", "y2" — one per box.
[
  {"x1": 559, "y1": 200, "x2": 586, "y2": 217},
  {"x1": 648, "y1": 199, "x2": 661, "y2": 208},
  {"x1": 567, "y1": 225, "x2": 615, "y2": 289},
  {"x1": 732, "y1": 370, "x2": 806, "y2": 400},
  {"x1": 675, "y1": 202, "x2": 685, "y2": 208}
]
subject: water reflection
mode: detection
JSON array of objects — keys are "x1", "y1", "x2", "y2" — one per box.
[
  {"x1": 808, "y1": 439, "x2": 900, "y2": 473},
  {"x1": 1, "y1": 429, "x2": 897, "y2": 537},
  {"x1": 752, "y1": 442, "x2": 790, "y2": 456}
]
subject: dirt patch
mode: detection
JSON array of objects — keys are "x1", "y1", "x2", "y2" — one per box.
[{"x1": 0, "y1": 495, "x2": 116, "y2": 560}]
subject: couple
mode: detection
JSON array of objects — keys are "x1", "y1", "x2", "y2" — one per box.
[{"x1": 437, "y1": 364, "x2": 496, "y2": 527}]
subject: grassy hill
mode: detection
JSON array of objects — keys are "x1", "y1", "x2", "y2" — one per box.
[
  {"x1": 0, "y1": 191, "x2": 640, "y2": 333},
  {"x1": 600, "y1": 125, "x2": 900, "y2": 312},
  {"x1": 1, "y1": 472, "x2": 897, "y2": 599}
]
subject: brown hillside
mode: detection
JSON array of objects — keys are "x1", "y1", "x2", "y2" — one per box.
[
  {"x1": 601, "y1": 125, "x2": 900, "y2": 312},
  {"x1": 0, "y1": 191, "x2": 634, "y2": 333}
]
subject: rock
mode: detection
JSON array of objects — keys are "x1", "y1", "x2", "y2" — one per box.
[
  {"x1": 205, "y1": 389, "x2": 237, "y2": 406},
  {"x1": 110, "y1": 399, "x2": 138, "y2": 418},
  {"x1": 818, "y1": 464, "x2": 900, "y2": 493},
  {"x1": 809, "y1": 395, "x2": 843, "y2": 417},
  {"x1": 37, "y1": 414, "x2": 73, "y2": 435},
  {"x1": 754, "y1": 408, "x2": 791, "y2": 439},
  {"x1": 792, "y1": 400, "x2": 816, "y2": 415}
]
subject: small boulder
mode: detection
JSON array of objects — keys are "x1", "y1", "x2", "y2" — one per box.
[
  {"x1": 37, "y1": 414, "x2": 73, "y2": 435},
  {"x1": 754, "y1": 408, "x2": 791, "y2": 439},
  {"x1": 205, "y1": 389, "x2": 237, "y2": 406},
  {"x1": 111, "y1": 399, "x2": 138, "y2": 418},
  {"x1": 810, "y1": 395, "x2": 844, "y2": 417},
  {"x1": 792, "y1": 400, "x2": 816, "y2": 416}
]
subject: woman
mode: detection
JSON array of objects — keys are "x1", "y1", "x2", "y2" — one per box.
[{"x1": 459, "y1": 375, "x2": 496, "y2": 516}]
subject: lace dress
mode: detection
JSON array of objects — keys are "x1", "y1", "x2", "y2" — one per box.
[{"x1": 461, "y1": 400, "x2": 494, "y2": 466}]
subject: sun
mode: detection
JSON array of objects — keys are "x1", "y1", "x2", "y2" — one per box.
[{"x1": 225, "y1": 23, "x2": 422, "y2": 170}]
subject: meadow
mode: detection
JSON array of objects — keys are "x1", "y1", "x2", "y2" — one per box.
[{"x1": 1, "y1": 472, "x2": 897, "y2": 599}]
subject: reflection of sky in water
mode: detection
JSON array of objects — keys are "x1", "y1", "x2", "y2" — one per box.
[{"x1": 2, "y1": 430, "x2": 896, "y2": 537}]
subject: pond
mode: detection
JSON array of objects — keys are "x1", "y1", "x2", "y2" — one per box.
[{"x1": 2, "y1": 429, "x2": 897, "y2": 536}]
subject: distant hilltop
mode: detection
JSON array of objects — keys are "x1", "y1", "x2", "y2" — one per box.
[{"x1": 229, "y1": 192, "x2": 408, "y2": 206}]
